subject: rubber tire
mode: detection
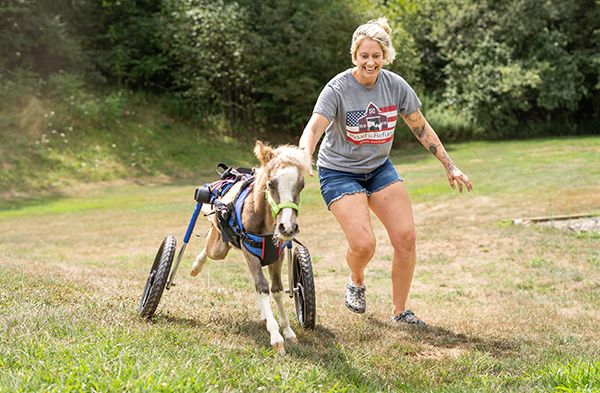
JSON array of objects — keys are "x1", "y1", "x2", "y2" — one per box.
[
  {"x1": 138, "y1": 236, "x2": 177, "y2": 320},
  {"x1": 292, "y1": 245, "x2": 316, "y2": 329}
]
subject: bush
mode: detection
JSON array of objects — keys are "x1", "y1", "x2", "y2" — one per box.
[
  {"x1": 404, "y1": 0, "x2": 600, "y2": 137},
  {"x1": 0, "y1": 0, "x2": 84, "y2": 75}
]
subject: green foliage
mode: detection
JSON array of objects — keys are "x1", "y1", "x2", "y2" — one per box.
[
  {"x1": 0, "y1": 0, "x2": 84, "y2": 75},
  {"x1": 160, "y1": 0, "x2": 364, "y2": 129},
  {"x1": 375, "y1": 0, "x2": 421, "y2": 87},
  {"x1": 1, "y1": 0, "x2": 598, "y2": 137},
  {"x1": 70, "y1": 0, "x2": 172, "y2": 88},
  {"x1": 161, "y1": 0, "x2": 255, "y2": 117},
  {"x1": 405, "y1": 0, "x2": 600, "y2": 137},
  {"x1": 238, "y1": 0, "x2": 362, "y2": 129}
]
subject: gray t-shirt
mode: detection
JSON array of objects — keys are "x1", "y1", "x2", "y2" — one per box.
[{"x1": 313, "y1": 68, "x2": 421, "y2": 174}]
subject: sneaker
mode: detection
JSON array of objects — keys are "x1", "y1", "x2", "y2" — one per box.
[
  {"x1": 345, "y1": 279, "x2": 366, "y2": 314},
  {"x1": 390, "y1": 310, "x2": 426, "y2": 326}
]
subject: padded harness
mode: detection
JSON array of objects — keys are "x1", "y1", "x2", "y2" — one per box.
[{"x1": 207, "y1": 164, "x2": 289, "y2": 266}]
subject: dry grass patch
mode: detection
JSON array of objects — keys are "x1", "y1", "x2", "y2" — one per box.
[{"x1": 1, "y1": 137, "x2": 599, "y2": 391}]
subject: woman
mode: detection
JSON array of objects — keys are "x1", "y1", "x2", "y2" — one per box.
[{"x1": 299, "y1": 18, "x2": 472, "y2": 326}]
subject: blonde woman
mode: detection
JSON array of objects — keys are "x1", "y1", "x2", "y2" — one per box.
[{"x1": 299, "y1": 18, "x2": 472, "y2": 325}]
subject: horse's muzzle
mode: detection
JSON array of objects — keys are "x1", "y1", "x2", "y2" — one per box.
[{"x1": 277, "y1": 222, "x2": 299, "y2": 239}]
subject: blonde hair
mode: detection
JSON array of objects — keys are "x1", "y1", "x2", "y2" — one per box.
[{"x1": 350, "y1": 17, "x2": 396, "y2": 65}]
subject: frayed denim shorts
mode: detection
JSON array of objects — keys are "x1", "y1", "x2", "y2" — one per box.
[{"x1": 318, "y1": 158, "x2": 403, "y2": 209}]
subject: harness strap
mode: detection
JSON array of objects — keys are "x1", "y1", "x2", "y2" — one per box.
[
  {"x1": 242, "y1": 234, "x2": 290, "y2": 267},
  {"x1": 211, "y1": 162, "x2": 298, "y2": 267}
]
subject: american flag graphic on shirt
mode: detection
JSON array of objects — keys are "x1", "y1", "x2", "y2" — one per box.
[{"x1": 345, "y1": 102, "x2": 398, "y2": 145}]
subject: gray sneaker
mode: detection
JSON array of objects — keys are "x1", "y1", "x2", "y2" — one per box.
[
  {"x1": 390, "y1": 310, "x2": 426, "y2": 326},
  {"x1": 345, "y1": 279, "x2": 366, "y2": 314}
]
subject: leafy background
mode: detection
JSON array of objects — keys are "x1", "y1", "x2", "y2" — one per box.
[{"x1": 2, "y1": 0, "x2": 599, "y2": 139}]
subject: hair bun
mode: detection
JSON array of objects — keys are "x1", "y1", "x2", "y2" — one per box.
[{"x1": 370, "y1": 17, "x2": 392, "y2": 35}]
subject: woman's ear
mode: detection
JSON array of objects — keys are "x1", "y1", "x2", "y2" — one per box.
[{"x1": 254, "y1": 140, "x2": 275, "y2": 166}]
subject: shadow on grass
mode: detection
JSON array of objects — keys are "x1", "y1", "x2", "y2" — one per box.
[
  {"x1": 236, "y1": 320, "x2": 394, "y2": 390},
  {"x1": 366, "y1": 316, "x2": 520, "y2": 357},
  {"x1": 158, "y1": 312, "x2": 397, "y2": 388}
]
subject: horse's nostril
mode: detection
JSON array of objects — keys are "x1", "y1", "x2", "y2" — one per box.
[
  {"x1": 292, "y1": 223, "x2": 298, "y2": 233},
  {"x1": 278, "y1": 223, "x2": 286, "y2": 233}
]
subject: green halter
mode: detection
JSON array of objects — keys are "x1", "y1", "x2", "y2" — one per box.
[{"x1": 265, "y1": 189, "x2": 300, "y2": 219}]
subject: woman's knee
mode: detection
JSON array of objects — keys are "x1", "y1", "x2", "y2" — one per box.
[
  {"x1": 348, "y1": 235, "x2": 376, "y2": 259},
  {"x1": 390, "y1": 228, "x2": 416, "y2": 254}
]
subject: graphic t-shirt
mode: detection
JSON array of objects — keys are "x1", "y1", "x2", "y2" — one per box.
[{"x1": 313, "y1": 68, "x2": 421, "y2": 174}]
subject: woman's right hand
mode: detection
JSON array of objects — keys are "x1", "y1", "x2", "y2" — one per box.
[{"x1": 299, "y1": 113, "x2": 330, "y2": 177}]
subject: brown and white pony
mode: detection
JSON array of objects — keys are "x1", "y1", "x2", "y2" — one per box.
[{"x1": 190, "y1": 141, "x2": 311, "y2": 354}]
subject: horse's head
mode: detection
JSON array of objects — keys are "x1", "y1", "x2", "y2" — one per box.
[{"x1": 254, "y1": 141, "x2": 311, "y2": 241}]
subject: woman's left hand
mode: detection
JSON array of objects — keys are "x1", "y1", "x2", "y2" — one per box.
[{"x1": 447, "y1": 166, "x2": 473, "y2": 193}]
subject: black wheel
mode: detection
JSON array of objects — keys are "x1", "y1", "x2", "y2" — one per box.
[
  {"x1": 292, "y1": 245, "x2": 316, "y2": 329},
  {"x1": 138, "y1": 236, "x2": 177, "y2": 320}
]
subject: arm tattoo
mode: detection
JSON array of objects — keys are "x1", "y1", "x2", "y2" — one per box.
[
  {"x1": 441, "y1": 150, "x2": 455, "y2": 171},
  {"x1": 411, "y1": 126, "x2": 425, "y2": 139},
  {"x1": 428, "y1": 144, "x2": 438, "y2": 155}
]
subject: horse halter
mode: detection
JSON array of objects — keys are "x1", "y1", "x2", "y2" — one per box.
[{"x1": 265, "y1": 189, "x2": 300, "y2": 219}]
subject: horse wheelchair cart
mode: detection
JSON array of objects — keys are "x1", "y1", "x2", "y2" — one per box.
[{"x1": 138, "y1": 165, "x2": 316, "y2": 329}]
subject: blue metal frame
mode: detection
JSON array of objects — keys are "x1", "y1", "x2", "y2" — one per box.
[
  {"x1": 184, "y1": 202, "x2": 202, "y2": 244},
  {"x1": 166, "y1": 202, "x2": 203, "y2": 289}
]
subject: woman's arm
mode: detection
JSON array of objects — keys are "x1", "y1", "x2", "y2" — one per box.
[
  {"x1": 401, "y1": 109, "x2": 473, "y2": 192},
  {"x1": 299, "y1": 113, "x2": 330, "y2": 176}
]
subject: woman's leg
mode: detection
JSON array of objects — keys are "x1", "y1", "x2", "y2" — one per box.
[
  {"x1": 329, "y1": 192, "x2": 376, "y2": 286},
  {"x1": 368, "y1": 182, "x2": 417, "y2": 315}
]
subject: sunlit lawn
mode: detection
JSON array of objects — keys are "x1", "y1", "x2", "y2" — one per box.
[{"x1": 1, "y1": 136, "x2": 599, "y2": 392}]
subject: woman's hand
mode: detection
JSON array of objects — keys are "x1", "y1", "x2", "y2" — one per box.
[
  {"x1": 447, "y1": 166, "x2": 472, "y2": 193},
  {"x1": 299, "y1": 113, "x2": 330, "y2": 177},
  {"x1": 302, "y1": 148, "x2": 315, "y2": 177}
]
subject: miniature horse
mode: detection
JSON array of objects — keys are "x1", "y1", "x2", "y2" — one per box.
[{"x1": 190, "y1": 141, "x2": 311, "y2": 354}]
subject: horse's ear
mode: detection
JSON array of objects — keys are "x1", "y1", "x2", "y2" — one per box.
[{"x1": 254, "y1": 140, "x2": 275, "y2": 165}]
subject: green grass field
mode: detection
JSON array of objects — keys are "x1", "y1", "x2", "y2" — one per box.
[{"x1": 1, "y1": 135, "x2": 599, "y2": 392}]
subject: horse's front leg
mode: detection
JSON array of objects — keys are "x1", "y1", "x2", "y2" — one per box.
[
  {"x1": 269, "y1": 258, "x2": 296, "y2": 342},
  {"x1": 242, "y1": 249, "x2": 285, "y2": 354}
]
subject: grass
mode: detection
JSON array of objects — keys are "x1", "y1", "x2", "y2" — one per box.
[
  {"x1": 0, "y1": 80, "x2": 259, "y2": 203},
  {"x1": 1, "y1": 135, "x2": 599, "y2": 391},
  {"x1": 1, "y1": 82, "x2": 599, "y2": 392}
]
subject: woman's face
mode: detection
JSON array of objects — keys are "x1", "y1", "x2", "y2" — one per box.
[{"x1": 353, "y1": 38, "x2": 384, "y2": 85}]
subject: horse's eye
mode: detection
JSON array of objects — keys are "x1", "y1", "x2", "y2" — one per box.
[{"x1": 268, "y1": 179, "x2": 278, "y2": 189}]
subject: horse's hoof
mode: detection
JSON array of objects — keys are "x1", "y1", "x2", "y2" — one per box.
[
  {"x1": 273, "y1": 342, "x2": 286, "y2": 355},
  {"x1": 283, "y1": 328, "x2": 297, "y2": 342},
  {"x1": 190, "y1": 267, "x2": 199, "y2": 277},
  {"x1": 286, "y1": 335, "x2": 298, "y2": 343}
]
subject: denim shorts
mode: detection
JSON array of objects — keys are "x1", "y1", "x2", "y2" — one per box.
[{"x1": 318, "y1": 158, "x2": 403, "y2": 209}]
